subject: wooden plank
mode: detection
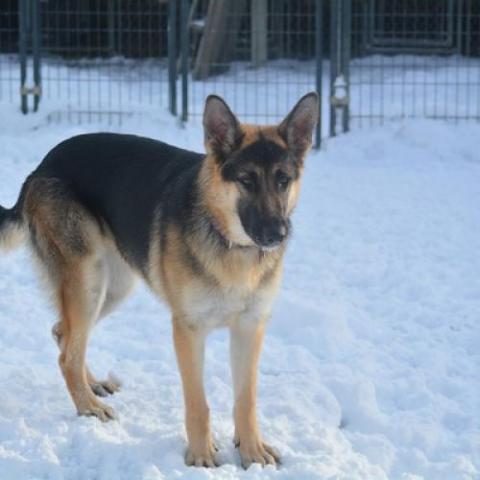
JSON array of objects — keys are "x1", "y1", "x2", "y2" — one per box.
[
  {"x1": 193, "y1": 0, "x2": 229, "y2": 80},
  {"x1": 192, "y1": 0, "x2": 247, "y2": 80},
  {"x1": 251, "y1": 0, "x2": 268, "y2": 68}
]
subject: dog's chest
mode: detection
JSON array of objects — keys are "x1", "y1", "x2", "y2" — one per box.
[{"x1": 184, "y1": 282, "x2": 274, "y2": 330}]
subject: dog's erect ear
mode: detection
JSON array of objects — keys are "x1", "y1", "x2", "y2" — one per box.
[
  {"x1": 278, "y1": 92, "x2": 319, "y2": 157},
  {"x1": 203, "y1": 95, "x2": 242, "y2": 159}
]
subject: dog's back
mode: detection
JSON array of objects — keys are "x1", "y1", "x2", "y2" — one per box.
[{"x1": 28, "y1": 133, "x2": 204, "y2": 270}]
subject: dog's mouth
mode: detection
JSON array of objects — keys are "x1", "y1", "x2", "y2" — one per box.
[
  {"x1": 257, "y1": 242, "x2": 283, "y2": 252},
  {"x1": 235, "y1": 210, "x2": 290, "y2": 251},
  {"x1": 249, "y1": 226, "x2": 288, "y2": 251}
]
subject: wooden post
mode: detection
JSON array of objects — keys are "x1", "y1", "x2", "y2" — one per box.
[
  {"x1": 193, "y1": 0, "x2": 229, "y2": 80},
  {"x1": 251, "y1": 0, "x2": 268, "y2": 68}
]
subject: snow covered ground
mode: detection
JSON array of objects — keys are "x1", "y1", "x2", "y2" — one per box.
[{"x1": 0, "y1": 99, "x2": 479, "y2": 479}]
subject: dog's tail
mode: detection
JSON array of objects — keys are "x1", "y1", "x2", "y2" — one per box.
[{"x1": 0, "y1": 198, "x2": 26, "y2": 253}]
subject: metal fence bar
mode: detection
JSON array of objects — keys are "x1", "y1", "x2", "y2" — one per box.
[
  {"x1": 19, "y1": 0, "x2": 28, "y2": 114},
  {"x1": 180, "y1": 0, "x2": 189, "y2": 122},
  {"x1": 329, "y1": 0, "x2": 338, "y2": 136},
  {"x1": 168, "y1": 0, "x2": 177, "y2": 116},
  {"x1": 32, "y1": 0, "x2": 41, "y2": 112},
  {"x1": 342, "y1": 0, "x2": 351, "y2": 133},
  {"x1": 315, "y1": 0, "x2": 323, "y2": 148}
]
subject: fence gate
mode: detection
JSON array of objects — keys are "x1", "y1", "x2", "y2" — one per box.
[
  {"x1": 330, "y1": 0, "x2": 480, "y2": 135},
  {"x1": 178, "y1": 0, "x2": 324, "y2": 147},
  {"x1": 2, "y1": 0, "x2": 173, "y2": 124},
  {"x1": 2, "y1": 0, "x2": 324, "y2": 145},
  {"x1": 0, "y1": 1, "x2": 21, "y2": 111}
]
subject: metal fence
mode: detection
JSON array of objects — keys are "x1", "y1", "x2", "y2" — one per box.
[
  {"x1": 330, "y1": 0, "x2": 480, "y2": 134},
  {"x1": 184, "y1": 0, "x2": 322, "y2": 126},
  {"x1": 0, "y1": 1, "x2": 21, "y2": 105},
  {"x1": 40, "y1": 0, "x2": 170, "y2": 123},
  {"x1": 1, "y1": 0, "x2": 479, "y2": 143}
]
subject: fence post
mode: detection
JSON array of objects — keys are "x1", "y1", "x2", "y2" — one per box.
[
  {"x1": 342, "y1": 0, "x2": 351, "y2": 133},
  {"x1": 168, "y1": 0, "x2": 177, "y2": 116},
  {"x1": 32, "y1": 0, "x2": 42, "y2": 112},
  {"x1": 315, "y1": 0, "x2": 323, "y2": 149},
  {"x1": 107, "y1": 0, "x2": 116, "y2": 55},
  {"x1": 329, "y1": 0, "x2": 339, "y2": 136},
  {"x1": 19, "y1": 0, "x2": 28, "y2": 114},
  {"x1": 251, "y1": 0, "x2": 268, "y2": 68},
  {"x1": 329, "y1": 0, "x2": 350, "y2": 136},
  {"x1": 180, "y1": 0, "x2": 189, "y2": 122}
]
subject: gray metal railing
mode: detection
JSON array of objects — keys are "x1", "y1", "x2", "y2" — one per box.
[{"x1": 1, "y1": 0, "x2": 479, "y2": 145}]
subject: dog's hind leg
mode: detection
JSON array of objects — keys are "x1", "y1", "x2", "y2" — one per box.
[
  {"x1": 51, "y1": 243, "x2": 134, "y2": 399},
  {"x1": 25, "y1": 178, "x2": 116, "y2": 420},
  {"x1": 43, "y1": 252, "x2": 116, "y2": 420},
  {"x1": 85, "y1": 368, "x2": 120, "y2": 397},
  {"x1": 52, "y1": 319, "x2": 120, "y2": 398},
  {"x1": 56, "y1": 259, "x2": 116, "y2": 421},
  {"x1": 85, "y1": 243, "x2": 136, "y2": 397}
]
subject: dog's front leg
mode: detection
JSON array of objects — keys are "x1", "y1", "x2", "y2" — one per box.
[
  {"x1": 172, "y1": 320, "x2": 217, "y2": 467},
  {"x1": 230, "y1": 321, "x2": 280, "y2": 468}
]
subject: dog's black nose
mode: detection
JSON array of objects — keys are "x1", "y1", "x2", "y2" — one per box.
[{"x1": 260, "y1": 218, "x2": 287, "y2": 247}]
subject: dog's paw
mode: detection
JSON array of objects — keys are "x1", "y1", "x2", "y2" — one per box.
[
  {"x1": 185, "y1": 441, "x2": 218, "y2": 468},
  {"x1": 79, "y1": 400, "x2": 117, "y2": 422},
  {"x1": 236, "y1": 438, "x2": 280, "y2": 469},
  {"x1": 90, "y1": 378, "x2": 121, "y2": 397}
]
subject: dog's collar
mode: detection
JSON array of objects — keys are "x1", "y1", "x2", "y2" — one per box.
[
  {"x1": 206, "y1": 214, "x2": 255, "y2": 251},
  {"x1": 207, "y1": 215, "x2": 235, "y2": 249}
]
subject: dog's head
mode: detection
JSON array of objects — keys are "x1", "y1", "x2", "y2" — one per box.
[{"x1": 201, "y1": 92, "x2": 318, "y2": 250}]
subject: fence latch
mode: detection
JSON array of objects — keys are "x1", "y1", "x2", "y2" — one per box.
[
  {"x1": 330, "y1": 75, "x2": 349, "y2": 107},
  {"x1": 20, "y1": 85, "x2": 42, "y2": 96}
]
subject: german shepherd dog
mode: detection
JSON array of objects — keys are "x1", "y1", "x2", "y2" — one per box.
[{"x1": 0, "y1": 93, "x2": 318, "y2": 468}]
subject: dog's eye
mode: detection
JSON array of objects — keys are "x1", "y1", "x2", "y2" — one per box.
[
  {"x1": 237, "y1": 174, "x2": 255, "y2": 190},
  {"x1": 276, "y1": 172, "x2": 290, "y2": 191}
]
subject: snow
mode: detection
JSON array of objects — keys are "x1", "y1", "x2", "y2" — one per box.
[{"x1": 1, "y1": 80, "x2": 480, "y2": 479}]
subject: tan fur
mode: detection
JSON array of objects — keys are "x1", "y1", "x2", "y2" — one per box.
[
  {"x1": 160, "y1": 223, "x2": 283, "y2": 328},
  {"x1": 56, "y1": 260, "x2": 115, "y2": 421},
  {"x1": 7, "y1": 92, "x2": 316, "y2": 469},
  {"x1": 19, "y1": 142, "x2": 292, "y2": 467},
  {"x1": 23, "y1": 179, "x2": 130, "y2": 418},
  {"x1": 0, "y1": 219, "x2": 26, "y2": 252},
  {"x1": 239, "y1": 124, "x2": 288, "y2": 150},
  {"x1": 152, "y1": 153, "x2": 286, "y2": 466},
  {"x1": 287, "y1": 176, "x2": 302, "y2": 214},
  {"x1": 19, "y1": 171, "x2": 284, "y2": 434},
  {"x1": 238, "y1": 124, "x2": 302, "y2": 216},
  {"x1": 199, "y1": 155, "x2": 253, "y2": 247},
  {"x1": 230, "y1": 322, "x2": 280, "y2": 467},
  {"x1": 146, "y1": 206, "x2": 166, "y2": 299},
  {"x1": 173, "y1": 321, "x2": 217, "y2": 467}
]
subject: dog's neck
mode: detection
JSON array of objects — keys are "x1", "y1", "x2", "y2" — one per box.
[{"x1": 189, "y1": 155, "x2": 286, "y2": 273}]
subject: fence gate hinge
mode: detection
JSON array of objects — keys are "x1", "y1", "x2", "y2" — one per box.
[
  {"x1": 20, "y1": 85, "x2": 42, "y2": 96},
  {"x1": 330, "y1": 75, "x2": 349, "y2": 107}
]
